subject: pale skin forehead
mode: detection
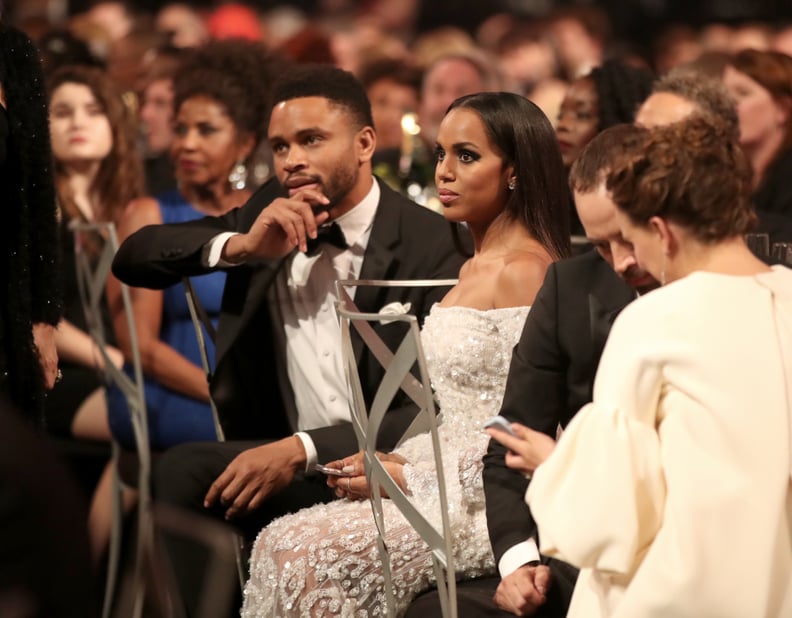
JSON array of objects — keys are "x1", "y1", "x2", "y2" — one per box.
[
  {"x1": 574, "y1": 183, "x2": 620, "y2": 239},
  {"x1": 635, "y1": 92, "x2": 698, "y2": 128}
]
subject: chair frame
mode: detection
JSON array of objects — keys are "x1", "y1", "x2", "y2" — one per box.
[
  {"x1": 72, "y1": 220, "x2": 151, "y2": 618},
  {"x1": 335, "y1": 278, "x2": 459, "y2": 618},
  {"x1": 182, "y1": 277, "x2": 248, "y2": 589},
  {"x1": 182, "y1": 278, "x2": 224, "y2": 441},
  {"x1": 112, "y1": 503, "x2": 239, "y2": 618}
]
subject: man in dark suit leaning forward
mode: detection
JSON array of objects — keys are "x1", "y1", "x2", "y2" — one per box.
[
  {"x1": 112, "y1": 64, "x2": 465, "y2": 605},
  {"x1": 481, "y1": 125, "x2": 658, "y2": 616},
  {"x1": 407, "y1": 125, "x2": 657, "y2": 617}
]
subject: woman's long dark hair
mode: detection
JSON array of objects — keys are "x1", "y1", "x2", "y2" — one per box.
[{"x1": 448, "y1": 92, "x2": 571, "y2": 260}]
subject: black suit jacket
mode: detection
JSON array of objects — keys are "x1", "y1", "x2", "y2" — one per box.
[
  {"x1": 112, "y1": 177, "x2": 466, "y2": 462},
  {"x1": 482, "y1": 250, "x2": 636, "y2": 565}
]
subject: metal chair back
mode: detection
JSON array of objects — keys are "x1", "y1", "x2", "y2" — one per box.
[
  {"x1": 335, "y1": 278, "x2": 458, "y2": 618},
  {"x1": 72, "y1": 220, "x2": 151, "y2": 618}
]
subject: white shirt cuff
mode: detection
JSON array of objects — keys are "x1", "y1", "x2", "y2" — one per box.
[
  {"x1": 295, "y1": 432, "x2": 318, "y2": 473},
  {"x1": 498, "y1": 539, "x2": 541, "y2": 578},
  {"x1": 202, "y1": 232, "x2": 241, "y2": 267}
]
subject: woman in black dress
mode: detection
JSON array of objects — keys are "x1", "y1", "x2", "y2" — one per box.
[{"x1": 0, "y1": 15, "x2": 62, "y2": 419}]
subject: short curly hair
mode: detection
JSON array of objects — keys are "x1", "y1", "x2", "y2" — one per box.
[
  {"x1": 269, "y1": 63, "x2": 373, "y2": 130},
  {"x1": 173, "y1": 39, "x2": 283, "y2": 148},
  {"x1": 588, "y1": 60, "x2": 654, "y2": 131},
  {"x1": 607, "y1": 117, "x2": 756, "y2": 242}
]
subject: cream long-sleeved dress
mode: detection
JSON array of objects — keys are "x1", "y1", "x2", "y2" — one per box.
[{"x1": 528, "y1": 266, "x2": 792, "y2": 617}]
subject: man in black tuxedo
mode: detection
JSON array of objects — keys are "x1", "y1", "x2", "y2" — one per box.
[
  {"x1": 406, "y1": 125, "x2": 655, "y2": 618},
  {"x1": 112, "y1": 65, "x2": 465, "y2": 608}
]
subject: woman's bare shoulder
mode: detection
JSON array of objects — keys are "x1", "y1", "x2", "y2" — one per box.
[
  {"x1": 117, "y1": 197, "x2": 163, "y2": 239},
  {"x1": 495, "y1": 251, "x2": 553, "y2": 307}
]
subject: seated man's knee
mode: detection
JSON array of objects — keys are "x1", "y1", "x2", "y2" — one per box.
[{"x1": 154, "y1": 442, "x2": 225, "y2": 508}]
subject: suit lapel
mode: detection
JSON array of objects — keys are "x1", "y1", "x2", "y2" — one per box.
[
  {"x1": 588, "y1": 294, "x2": 624, "y2": 363},
  {"x1": 215, "y1": 256, "x2": 288, "y2": 363},
  {"x1": 588, "y1": 268, "x2": 636, "y2": 366},
  {"x1": 351, "y1": 180, "x2": 401, "y2": 361},
  {"x1": 355, "y1": 181, "x2": 400, "y2": 310}
]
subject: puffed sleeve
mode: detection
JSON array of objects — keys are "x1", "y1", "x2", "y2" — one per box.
[
  {"x1": 526, "y1": 305, "x2": 667, "y2": 575},
  {"x1": 527, "y1": 402, "x2": 665, "y2": 575}
]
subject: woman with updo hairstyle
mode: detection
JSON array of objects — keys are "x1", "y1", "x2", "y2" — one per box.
[
  {"x1": 107, "y1": 39, "x2": 283, "y2": 453},
  {"x1": 723, "y1": 49, "x2": 792, "y2": 224},
  {"x1": 609, "y1": 116, "x2": 756, "y2": 252},
  {"x1": 499, "y1": 117, "x2": 792, "y2": 617}
]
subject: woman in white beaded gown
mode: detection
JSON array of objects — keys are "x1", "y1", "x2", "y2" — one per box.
[{"x1": 241, "y1": 92, "x2": 571, "y2": 616}]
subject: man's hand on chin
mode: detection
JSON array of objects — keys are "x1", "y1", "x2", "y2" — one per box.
[
  {"x1": 203, "y1": 436, "x2": 306, "y2": 520},
  {"x1": 493, "y1": 563, "x2": 551, "y2": 616}
]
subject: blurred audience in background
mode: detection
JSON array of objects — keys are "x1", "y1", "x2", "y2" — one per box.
[
  {"x1": 137, "y1": 45, "x2": 183, "y2": 195},
  {"x1": 556, "y1": 60, "x2": 654, "y2": 234},
  {"x1": 724, "y1": 49, "x2": 792, "y2": 232},
  {"x1": 359, "y1": 57, "x2": 422, "y2": 191}
]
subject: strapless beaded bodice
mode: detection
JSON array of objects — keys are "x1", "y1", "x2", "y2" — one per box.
[
  {"x1": 420, "y1": 304, "x2": 530, "y2": 438},
  {"x1": 397, "y1": 304, "x2": 530, "y2": 530}
]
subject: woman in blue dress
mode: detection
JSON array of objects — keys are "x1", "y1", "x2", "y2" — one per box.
[{"x1": 107, "y1": 40, "x2": 281, "y2": 449}]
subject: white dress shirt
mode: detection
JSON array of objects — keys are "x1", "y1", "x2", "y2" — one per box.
[
  {"x1": 205, "y1": 179, "x2": 380, "y2": 470},
  {"x1": 272, "y1": 181, "x2": 379, "y2": 468}
]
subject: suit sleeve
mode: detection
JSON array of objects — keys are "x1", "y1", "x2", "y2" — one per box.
[
  {"x1": 112, "y1": 179, "x2": 280, "y2": 289},
  {"x1": 483, "y1": 264, "x2": 567, "y2": 564}
]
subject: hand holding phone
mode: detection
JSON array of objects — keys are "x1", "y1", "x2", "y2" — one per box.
[
  {"x1": 483, "y1": 415, "x2": 518, "y2": 437},
  {"x1": 314, "y1": 463, "x2": 355, "y2": 477}
]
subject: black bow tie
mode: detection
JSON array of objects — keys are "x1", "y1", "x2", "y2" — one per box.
[{"x1": 305, "y1": 222, "x2": 348, "y2": 256}]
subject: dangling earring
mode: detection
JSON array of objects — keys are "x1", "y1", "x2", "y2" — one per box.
[
  {"x1": 660, "y1": 252, "x2": 667, "y2": 286},
  {"x1": 229, "y1": 161, "x2": 248, "y2": 191},
  {"x1": 508, "y1": 178, "x2": 516, "y2": 190}
]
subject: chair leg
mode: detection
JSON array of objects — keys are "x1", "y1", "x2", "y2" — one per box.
[
  {"x1": 102, "y1": 451, "x2": 123, "y2": 618},
  {"x1": 129, "y1": 500, "x2": 150, "y2": 618},
  {"x1": 234, "y1": 535, "x2": 247, "y2": 592},
  {"x1": 129, "y1": 459, "x2": 153, "y2": 618}
]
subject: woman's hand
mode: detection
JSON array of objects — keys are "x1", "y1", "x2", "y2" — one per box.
[
  {"x1": 32, "y1": 322, "x2": 59, "y2": 389},
  {"x1": 486, "y1": 421, "x2": 556, "y2": 476},
  {"x1": 324, "y1": 451, "x2": 409, "y2": 500},
  {"x1": 107, "y1": 345, "x2": 125, "y2": 369}
]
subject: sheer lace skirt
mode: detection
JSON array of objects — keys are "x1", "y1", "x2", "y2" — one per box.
[{"x1": 241, "y1": 499, "x2": 435, "y2": 617}]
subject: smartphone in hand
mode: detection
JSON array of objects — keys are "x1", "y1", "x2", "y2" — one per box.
[
  {"x1": 314, "y1": 463, "x2": 355, "y2": 477},
  {"x1": 483, "y1": 415, "x2": 518, "y2": 437}
]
